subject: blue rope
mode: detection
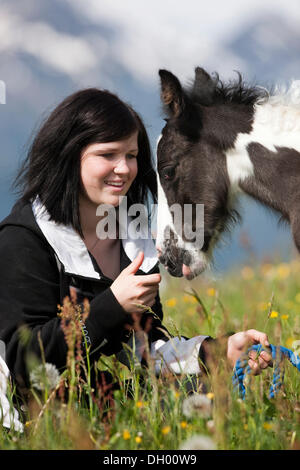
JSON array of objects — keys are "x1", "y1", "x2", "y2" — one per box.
[{"x1": 232, "y1": 343, "x2": 300, "y2": 399}]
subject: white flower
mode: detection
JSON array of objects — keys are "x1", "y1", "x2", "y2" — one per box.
[
  {"x1": 30, "y1": 363, "x2": 60, "y2": 391},
  {"x1": 180, "y1": 434, "x2": 216, "y2": 450},
  {"x1": 182, "y1": 393, "x2": 212, "y2": 419}
]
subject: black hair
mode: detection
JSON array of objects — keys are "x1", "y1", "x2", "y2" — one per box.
[{"x1": 12, "y1": 88, "x2": 157, "y2": 236}]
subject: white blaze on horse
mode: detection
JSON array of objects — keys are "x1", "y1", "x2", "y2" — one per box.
[{"x1": 156, "y1": 67, "x2": 300, "y2": 279}]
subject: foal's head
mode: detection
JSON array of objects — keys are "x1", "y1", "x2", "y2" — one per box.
[{"x1": 156, "y1": 67, "x2": 266, "y2": 279}]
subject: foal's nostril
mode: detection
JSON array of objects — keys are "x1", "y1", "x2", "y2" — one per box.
[
  {"x1": 182, "y1": 250, "x2": 192, "y2": 266},
  {"x1": 158, "y1": 253, "x2": 166, "y2": 265},
  {"x1": 158, "y1": 248, "x2": 183, "y2": 277}
]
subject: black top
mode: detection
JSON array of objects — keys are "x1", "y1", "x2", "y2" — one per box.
[{"x1": 0, "y1": 199, "x2": 170, "y2": 390}]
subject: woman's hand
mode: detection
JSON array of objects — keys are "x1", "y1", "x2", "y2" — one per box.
[
  {"x1": 110, "y1": 251, "x2": 161, "y2": 314},
  {"x1": 227, "y1": 329, "x2": 273, "y2": 374}
]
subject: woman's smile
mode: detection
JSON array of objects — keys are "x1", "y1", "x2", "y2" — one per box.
[{"x1": 104, "y1": 180, "x2": 126, "y2": 190}]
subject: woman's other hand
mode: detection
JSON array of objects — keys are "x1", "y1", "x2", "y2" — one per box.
[{"x1": 227, "y1": 329, "x2": 273, "y2": 374}]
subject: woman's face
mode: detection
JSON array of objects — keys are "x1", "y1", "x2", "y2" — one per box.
[{"x1": 80, "y1": 132, "x2": 139, "y2": 207}]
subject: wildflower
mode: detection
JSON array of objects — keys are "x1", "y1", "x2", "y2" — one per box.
[
  {"x1": 123, "y1": 429, "x2": 131, "y2": 440},
  {"x1": 295, "y1": 293, "x2": 300, "y2": 303},
  {"x1": 286, "y1": 337, "x2": 296, "y2": 349},
  {"x1": 276, "y1": 263, "x2": 290, "y2": 280},
  {"x1": 263, "y1": 422, "x2": 274, "y2": 431},
  {"x1": 162, "y1": 425, "x2": 171, "y2": 435},
  {"x1": 241, "y1": 266, "x2": 254, "y2": 280},
  {"x1": 244, "y1": 424, "x2": 248, "y2": 430},
  {"x1": 269, "y1": 310, "x2": 278, "y2": 319},
  {"x1": 135, "y1": 436, "x2": 142, "y2": 444},
  {"x1": 180, "y1": 421, "x2": 188, "y2": 429},
  {"x1": 183, "y1": 294, "x2": 197, "y2": 304},
  {"x1": 206, "y1": 392, "x2": 214, "y2": 400},
  {"x1": 174, "y1": 391, "x2": 180, "y2": 399},
  {"x1": 180, "y1": 434, "x2": 216, "y2": 450},
  {"x1": 182, "y1": 393, "x2": 212, "y2": 419},
  {"x1": 166, "y1": 298, "x2": 177, "y2": 308},
  {"x1": 206, "y1": 288, "x2": 215, "y2": 297},
  {"x1": 136, "y1": 401, "x2": 144, "y2": 408},
  {"x1": 281, "y1": 314, "x2": 289, "y2": 320},
  {"x1": 29, "y1": 363, "x2": 60, "y2": 391},
  {"x1": 258, "y1": 302, "x2": 269, "y2": 311}
]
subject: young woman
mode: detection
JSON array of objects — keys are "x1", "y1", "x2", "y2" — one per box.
[{"x1": 0, "y1": 88, "x2": 272, "y2": 426}]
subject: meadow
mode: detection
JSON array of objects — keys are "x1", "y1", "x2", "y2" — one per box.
[{"x1": 1, "y1": 256, "x2": 299, "y2": 451}]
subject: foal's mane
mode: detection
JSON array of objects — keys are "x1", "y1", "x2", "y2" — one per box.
[{"x1": 187, "y1": 71, "x2": 269, "y2": 107}]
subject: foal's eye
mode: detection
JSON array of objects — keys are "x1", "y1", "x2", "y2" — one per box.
[{"x1": 161, "y1": 166, "x2": 176, "y2": 181}]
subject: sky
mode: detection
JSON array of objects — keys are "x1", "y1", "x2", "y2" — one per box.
[{"x1": 0, "y1": 0, "x2": 299, "y2": 273}]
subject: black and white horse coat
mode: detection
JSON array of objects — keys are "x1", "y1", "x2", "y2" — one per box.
[{"x1": 156, "y1": 68, "x2": 300, "y2": 279}]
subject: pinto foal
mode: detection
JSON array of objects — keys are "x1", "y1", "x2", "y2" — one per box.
[{"x1": 156, "y1": 67, "x2": 300, "y2": 279}]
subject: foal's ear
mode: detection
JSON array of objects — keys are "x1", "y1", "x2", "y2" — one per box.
[
  {"x1": 193, "y1": 67, "x2": 215, "y2": 104},
  {"x1": 159, "y1": 69, "x2": 186, "y2": 118}
]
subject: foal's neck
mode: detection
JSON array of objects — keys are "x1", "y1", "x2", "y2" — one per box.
[{"x1": 227, "y1": 99, "x2": 300, "y2": 221}]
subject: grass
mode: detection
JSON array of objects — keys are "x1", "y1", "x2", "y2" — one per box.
[{"x1": 0, "y1": 257, "x2": 300, "y2": 450}]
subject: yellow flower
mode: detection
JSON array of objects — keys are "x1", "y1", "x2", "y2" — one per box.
[
  {"x1": 281, "y1": 314, "x2": 289, "y2": 320},
  {"x1": 207, "y1": 288, "x2": 216, "y2": 297},
  {"x1": 174, "y1": 391, "x2": 180, "y2": 399},
  {"x1": 162, "y1": 426, "x2": 171, "y2": 435},
  {"x1": 135, "y1": 436, "x2": 142, "y2": 444},
  {"x1": 295, "y1": 293, "x2": 300, "y2": 303},
  {"x1": 258, "y1": 302, "x2": 269, "y2": 311},
  {"x1": 269, "y1": 310, "x2": 278, "y2": 318},
  {"x1": 180, "y1": 421, "x2": 188, "y2": 429},
  {"x1": 286, "y1": 337, "x2": 296, "y2": 349},
  {"x1": 166, "y1": 298, "x2": 177, "y2": 308},
  {"x1": 136, "y1": 401, "x2": 144, "y2": 408},
  {"x1": 244, "y1": 424, "x2": 248, "y2": 431},
  {"x1": 241, "y1": 266, "x2": 254, "y2": 280},
  {"x1": 183, "y1": 294, "x2": 197, "y2": 304},
  {"x1": 123, "y1": 429, "x2": 131, "y2": 440},
  {"x1": 206, "y1": 392, "x2": 214, "y2": 400},
  {"x1": 276, "y1": 263, "x2": 290, "y2": 280},
  {"x1": 263, "y1": 422, "x2": 273, "y2": 431}
]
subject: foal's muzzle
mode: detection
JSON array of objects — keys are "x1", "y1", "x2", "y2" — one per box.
[
  {"x1": 157, "y1": 242, "x2": 195, "y2": 278},
  {"x1": 157, "y1": 238, "x2": 208, "y2": 280}
]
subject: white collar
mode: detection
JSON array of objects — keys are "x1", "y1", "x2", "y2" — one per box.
[{"x1": 32, "y1": 197, "x2": 158, "y2": 279}]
